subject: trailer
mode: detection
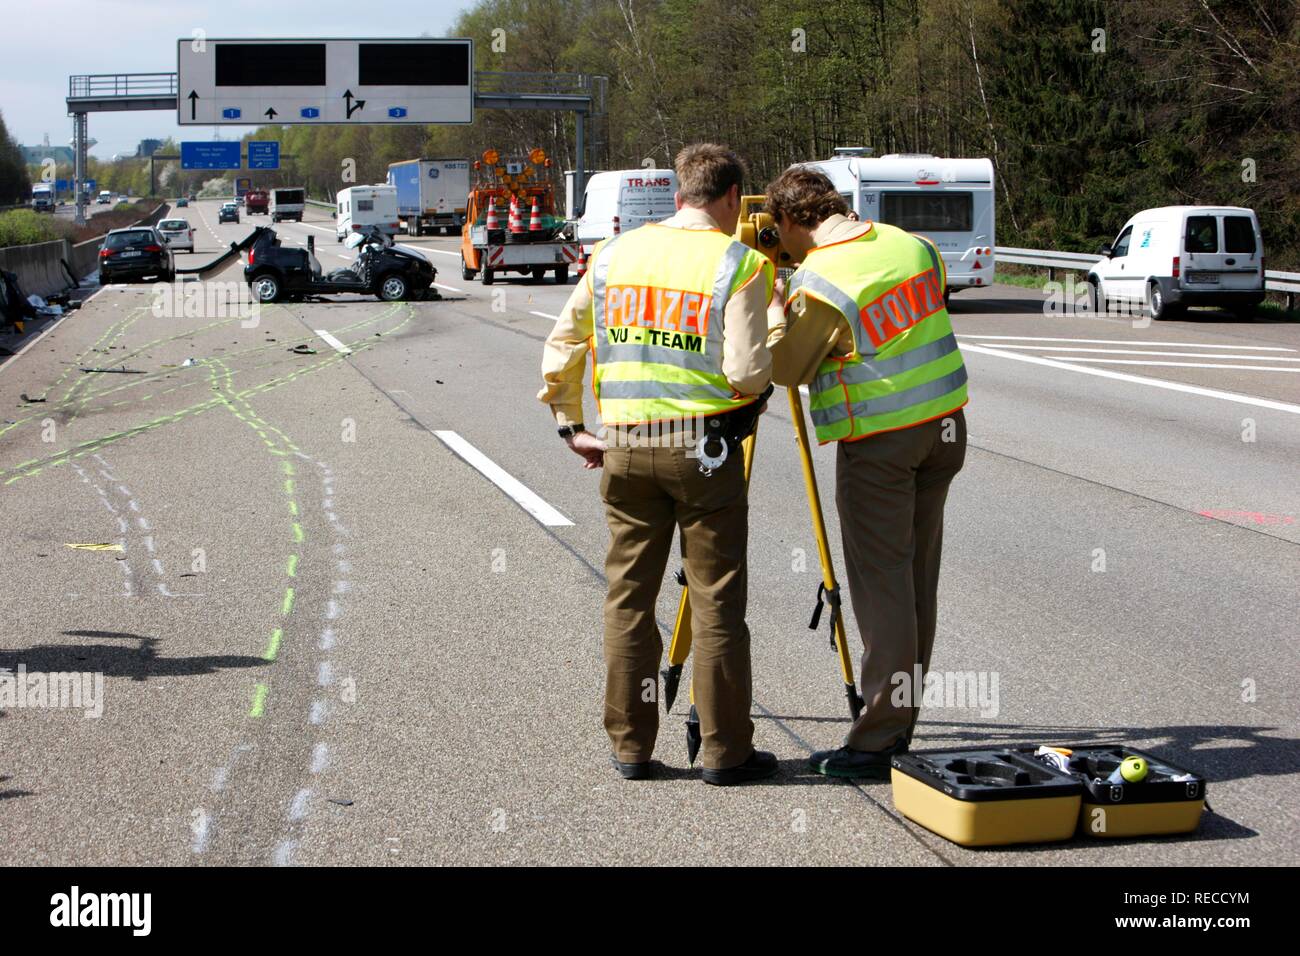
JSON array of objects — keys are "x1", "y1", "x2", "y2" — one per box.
[
  {"x1": 459, "y1": 148, "x2": 579, "y2": 285},
  {"x1": 387, "y1": 158, "x2": 470, "y2": 236},
  {"x1": 802, "y1": 149, "x2": 996, "y2": 293}
]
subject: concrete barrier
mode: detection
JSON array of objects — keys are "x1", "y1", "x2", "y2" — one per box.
[
  {"x1": 0, "y1": 239, "x2": 72, "y2": 299},
  {"x1": 0, "y1": 203, "x2": 170, "y2": 298}
]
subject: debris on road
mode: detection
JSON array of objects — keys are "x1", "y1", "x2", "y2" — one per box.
[
  {"x1": 79, "y1": 367, "x2": 144, "y2": 374},
  {"x1": 289, "y1": 344, "x2": 317, "y2": 355},
  {"x1": 64, "y1": 543, "x2": 124, "y2": 552}
]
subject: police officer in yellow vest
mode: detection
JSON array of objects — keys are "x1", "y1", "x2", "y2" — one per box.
[
  {"x1": 765, "y1": 167, "x2": 968, "y2": 778},
  {"x1": 539, "y1": 144, "x2": 779, "y2": 785}
]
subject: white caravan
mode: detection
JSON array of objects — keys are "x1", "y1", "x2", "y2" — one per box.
[
  {"x1": 335, "y1": 185, "x2": 400, "y2": 242},
  {"x1": 802, "y1": 149, "x2": 995, "y2": 293}
]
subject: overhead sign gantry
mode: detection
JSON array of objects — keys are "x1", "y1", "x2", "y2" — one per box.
[{"x1": 177, "y1": 38, "x2": 473, "y2": 126}]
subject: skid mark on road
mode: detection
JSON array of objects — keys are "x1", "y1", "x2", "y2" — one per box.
[{"x1": 1, "y1": 306, "x2": 412, "y2": 487}]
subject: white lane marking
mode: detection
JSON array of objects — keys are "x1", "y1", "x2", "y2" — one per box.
[
  {"x1": 272, "y1": 840, "x2": 296, "y2": 866},
  {"x1": 433, "y1": 429, "x2": 574, "y2": 527},
  {"x1": 962, "y1": 343, "x2": 1300, "y2": 414},
  {"x1": 190, "y1": 809, "x2": 211, "y2": 853},
  {"x1": 314, "y1": 329, "x2": 353, "y2": 355},
  {"x1": 529, "y1": 310, "x2": 560, "y2": 320},
  {"x1": 957, "y1": 334, "x2": 1296, "y2": 352},
  {"x1": 336, "y1": 254, "x2": 351, "y2": 260},
  {"x1": 1054, "y1": 358, "x2": 1300, "y2": 371},
  {"x1": 310, "y1": 743, "x2": 329, "y2": 774},
  {"x1": 979, "y1": 344, "x2": 1300, "y2": 361},
  {"x1": 433, "y1": 282, "x2": 464, "y2": 293},
  {"x1": 424, "y1": 248, "x2": 461, "y2": 257}
]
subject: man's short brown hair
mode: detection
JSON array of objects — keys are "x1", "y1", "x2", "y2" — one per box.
[
  {"x1": 764, "y1": 167, "x2": 850, "y2": 228},
  {"x1": 675, "y1": 143, "x2": 747, "y2": 206}
]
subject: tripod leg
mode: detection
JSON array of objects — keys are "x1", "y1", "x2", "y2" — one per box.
[{"x1": 787, "y1": 387, "x2": 864, "y2": 718}]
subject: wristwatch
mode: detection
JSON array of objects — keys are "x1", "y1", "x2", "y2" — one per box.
[{"x1": 557, "y1": 423, "x2": 586, "y2": 439}]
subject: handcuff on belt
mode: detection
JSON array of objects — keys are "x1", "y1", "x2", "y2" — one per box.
[{"x1": 695, "y1": 384, "x2": 774, "y2": 477}]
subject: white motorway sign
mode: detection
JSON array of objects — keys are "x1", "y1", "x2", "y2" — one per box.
[{"x1": 177, "y1": 38, "x2": 473, "y2": 125}]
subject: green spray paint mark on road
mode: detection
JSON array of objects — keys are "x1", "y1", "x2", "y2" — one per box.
[
  {"x1": 281, "y1": 587, "x2": 295, "y2": 616},
  {"x1": 288, "y1": 500, "x2": 299, "y2": 517},
  {"x1": 286, "y1": 554, "x2": 298, "y2": 578},
  {"x1": 248, "y1": 683, "x2": 269, "y2": 717},
  {"x1": 263, "y1": 627, "x2": 283, "y2": 661},
  {"x1": 292, "y1": 522, "x2": 304, "y2": 543}
]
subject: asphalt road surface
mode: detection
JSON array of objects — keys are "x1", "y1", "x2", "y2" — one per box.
[{"x1": 2, "y1": 199, "x2": 1296, "y2": 865}]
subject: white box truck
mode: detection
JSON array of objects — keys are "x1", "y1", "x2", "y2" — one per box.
[
  {"x1": 335, "y1": 185, "x2": 400, "y2": 242},
  {"x1": 802, "y1": 149, "x2": 996, "y2": 294},
  {"x1": 270, "y1": 187, "x2": 306, "y2": 223},
  {"x1": 387, "y1": 158, "x2": 470, "y2": 236},
  {"x1": 570, "y1": 169, "x2": 678, "y2": 255}
]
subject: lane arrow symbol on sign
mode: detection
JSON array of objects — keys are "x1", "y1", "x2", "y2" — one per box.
[
  {"x1": 265, "y1": 107, "x2": 278, "y2": 120},
  {"x1": 343, "y1": 89, "x2": 366, "y2": 119},
  {"x1": 187, "y1": 90, "x2": 199, "y2": 121}
]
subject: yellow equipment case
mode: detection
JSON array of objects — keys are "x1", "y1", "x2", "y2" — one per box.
[
  {"x1": 1033, "y1": 745, "x2": 1207, "y2": 840},
  {"x1": 890, "y1": 748, "x2": 1083, "y2": 847}
]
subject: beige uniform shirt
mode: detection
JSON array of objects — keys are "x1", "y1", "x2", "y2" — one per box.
[
  {"x1": 766, "y1": 214, "x2": 871, "y2": 387},
  {"x1": 538, "y1": 206, "x2": 774, "y2": 430}
]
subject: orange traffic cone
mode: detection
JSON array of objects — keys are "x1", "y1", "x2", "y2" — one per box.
[
  {"x1": 509, "y1": 195, "x2": 523, "y2": 235},
  {"x1": 528, "y1": 198, "x2": 543, "y2": 233},
  {"x1": 485, "y1": 198, "x2": 499, "y2": 231},
  {"x1": 576, "y1": 247, "x2": 588, "y2": 278},
  {"x1": 612, "y1": 215, "x2": 621, "y2": 235}
]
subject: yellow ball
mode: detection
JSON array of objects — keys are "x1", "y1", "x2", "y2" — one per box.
[{"x1": 1120, "y1": 756, "x2": 1149, "y2": 782}]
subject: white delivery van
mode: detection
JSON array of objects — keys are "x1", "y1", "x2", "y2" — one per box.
[
  {"x1": 270, "y1": 187, "x2": 306, "y2": 223},
  {"x1": 97, "y1": 190, "x2": 113, "y2": 205},
  {"x1": 336, "y1": 185, "x2": 399, "y2": 242},
  {"x1": 1087, "y1": 206, "x2": 1265, "y2": 320},
  {"x1": 802, "y1": 149, "x2": 995, "y2": 294},
  {"x1": 572, "y1": 169, "x2": 679, "y2": 254}
]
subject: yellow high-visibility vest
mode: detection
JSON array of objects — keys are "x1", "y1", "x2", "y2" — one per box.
[
  {"x1": 590, "y1": 224, "x2": 772, "y2": 425},
  {"x1": 786, "y1": 222, "x2": 967, "y2": 443}
]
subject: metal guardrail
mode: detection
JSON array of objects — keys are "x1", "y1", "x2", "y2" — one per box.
[
  {"x1": 69, "y1": 73, "x2": 178, "y2": 98},
  {"x1": 996, "y1": 245, "x2": 1299, "y2": 308}
]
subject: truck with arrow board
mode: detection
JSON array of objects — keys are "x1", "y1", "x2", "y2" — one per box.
[{"x1": 459, "y1": 147, "x2": 579, "y2": 285}]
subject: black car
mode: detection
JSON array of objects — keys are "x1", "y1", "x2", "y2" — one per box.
[
  {"x1": 243, "y1": 226, "x2": 436, "y2": 303},
  {"x1": 218, "y1": 203, "x2": 240, "y2": 224},
  {"x1": 98, "y1": 227, "x2": 174, "y2": 284}
]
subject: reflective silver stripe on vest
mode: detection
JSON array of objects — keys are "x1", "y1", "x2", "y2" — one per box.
[
  {"x1": 591, "y1": 232, "x2": 627, "y2": 365},
  {"x1": 708, "y1": 241, "x2": 752, "y2": 348},
  {"x1": 917, "y1": 236, "x2": 942, "y2": 282},
  {"x1": 811, "y1": 364, "x2": 968, "y2": 426},
  {"x1": 787, "y1": 269, "x2": 874, "y2": 357},
  {"x1": 818, "y1": 333, "x2": 961, "y2": 391},
  {"x1": 597, "y1": 379, "x2": 734, "y2": 402}
]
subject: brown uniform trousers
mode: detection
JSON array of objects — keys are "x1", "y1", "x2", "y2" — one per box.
[
  {"x1": 600, "y1": 442, "x2": 753, "y2": 770},
  {"x1": 837, "y1": 409, "x2": 967, "y2": 752}
]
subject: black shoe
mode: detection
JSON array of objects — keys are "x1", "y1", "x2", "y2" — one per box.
[
  {"x1": 610, "y1": 754, "x2": 653, "y2": 780},
  {"x1": 809, "y1": 741, "x2": 907, "y2": 779},
  {"x1": 702, "y1": 749, "x2": 778, "y2": 786}
]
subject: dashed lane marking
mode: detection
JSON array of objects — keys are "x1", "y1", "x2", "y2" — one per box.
[{"x1": 433, "y1": 429, "x2": 574, "y2": 527}]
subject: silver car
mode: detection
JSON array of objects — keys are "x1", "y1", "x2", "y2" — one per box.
[{"x1": 157, "y1": 218, "x2": 195, "y2": 253}]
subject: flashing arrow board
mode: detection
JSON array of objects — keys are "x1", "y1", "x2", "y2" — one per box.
[
  {"x1": 178, "y1": 38, "x2": 473, "y2": 126},
  {"x1": 248, "y1": 141, "x2": 280, "y2": 169},
  {"x1": 181, "y1": 141, "x2": 242, "y2": 169}
]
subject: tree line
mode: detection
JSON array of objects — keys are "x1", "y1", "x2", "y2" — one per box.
[{"x1": 232, "y1": 1, "x2": 1300, "y2": 266}]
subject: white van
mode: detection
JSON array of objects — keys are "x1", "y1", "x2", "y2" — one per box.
[
  {"x1": 97, "y1": 190, "x2": 113, "y2": 205},
  {"x1": 802, "y1": 149, "x2": 995, "y2": 294},
  {"x1": 1087, "y1": 206, "x2": 1265, "y2": 320},
  {"x1": 336, "y1": 185, "x2": 399, "y2": 242},
  {"x1": 572, "y1": 169, "x2": 679, "y2": 253}
]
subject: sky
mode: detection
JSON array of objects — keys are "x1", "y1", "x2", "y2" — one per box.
[{"x1": 0, "y1": 0, "x2": 475, "y2": 159}]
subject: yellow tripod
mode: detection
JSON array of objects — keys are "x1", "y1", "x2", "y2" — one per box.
[{"x1": 660, "y1": 389, "x2": 863, "y2": 765}]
